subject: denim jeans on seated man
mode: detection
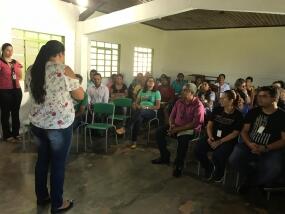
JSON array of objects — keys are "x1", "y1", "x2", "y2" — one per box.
[
  {"x1": 31, "y1": 124, "x2": 72, "y2": 210},
  {"x1": 229, "y1": 143, "x2": 283, "y2": 187}
]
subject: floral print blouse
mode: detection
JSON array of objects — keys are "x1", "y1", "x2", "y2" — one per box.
[{"x1": 28, "y1": 61, "x2": 80, "y2": 129}]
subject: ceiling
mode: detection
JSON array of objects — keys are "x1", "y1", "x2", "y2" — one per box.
[
  {"x1": 62, "y1": 0, "x2": 285, "y2": 30},
  {"x1": 144, "y1": 9, "x2": 285, "y2": 30}
]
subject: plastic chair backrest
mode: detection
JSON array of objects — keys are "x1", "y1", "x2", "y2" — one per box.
[
  {"x1": 92, "y1": 103, "x2": 115, "y2": 116},
  {"x1": 112, "y1": 98, "x2": 132, "y2": 107}
]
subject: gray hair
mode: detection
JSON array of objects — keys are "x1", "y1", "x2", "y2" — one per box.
[{"x1": 183, "y1": 83, "x2": 197, "y2": 95}]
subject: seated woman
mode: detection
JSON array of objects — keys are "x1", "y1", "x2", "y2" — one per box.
[
  {"x1": 110, "y1": 74, "x2": 128, "y2": 100},
  {"x1": 117, "y1": 77, "x2": 161, "y2": 149},
  {"x1": 128, "y1": 73, "x2": 144, "y2": 101},
  {"x1": 197, "y1": 81, "x2": 216, "y2": 118},
  {"x1": 236, "y1": 92, "x2": 250, "y2": 117},
  {"x1": 73, "y1": 74, "x2": 88, "y2": 129},
  {"x1": 234, "y1": 78, "x2": 251, "y2": 105},
  {"x1": 195, "y1": 90, "x2": 243, "y2": 182}
]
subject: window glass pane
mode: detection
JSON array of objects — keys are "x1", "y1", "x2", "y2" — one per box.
[
  {"x1": 39, "y1": 34, "x2": 51, "y2": 41},
  {"x1": 98, "y1": 66, "x2": 104, "y2": 72},
  {"x1": 105, "y1": 66, "x2": 111, "y2": 72},
  {"x1": 98, "y1": 54, "x2": 104, "y2": 60},
  {"x1": 112, "y1": 44, "x2": 118, "y2": 49},
  {"x1": 105, "y1": 72, "x2": 111, "y2": 77},
  {"x1": 112, "y1": 67, "x2": 117, "y2": 72},
  {"x1": 90, "y1": 47, "x2": 97, "y2": 53},
  {"x1": 25, "y1": 31, "x2": 38, "y2": 40},
  {"x1": 112, "y1": 61, "x2": 118, "y2": 66},
  {"x1": 99, "y1": 72, "x2": 104, "y2": 77},
  {"x1": 106, "y1": 50, "x2": 111, "y2": 55},
  {"x1": 98, "y1": 60, "x2": 104, "y2": 66},
  {"x1": 51, "y1": 35, "x2": 62, "y2": 42},
  {"x1": 105, "y1": 43, "x2": 112, "y2": 48},
  {"x1": 112, "y1": 55, "x2": 118, "y2": 60},
  {"x1": 112, "y1": 50, "x2": 118, "y2": 55},
  {"x1": 98, "y1": 49, "x2": 105, "y2": 54},
  {"x1": 97, "y1": 42, "x2": 104, "y2": 47},
  {"x1": 12, "y1": 29, "x2": 24, "y2": 39},
  {"x1": 90, "y1": 41, "x2": 97, "y2": 46},
  {"x1": 106, "y1": 55, "x2": 111, "y2": 60},
  {"x1": 90, "y1": 60, "x2": 97, "y2": 66},
  {"x1": 112, "y1": 71, "x2": 117, "y2": 75},
  {"x1": 90, "y1": 53, "x2": 97, "y2": 59},
  {"x1": 105, "y1": 61, "x2": 111, "y2": 66}
]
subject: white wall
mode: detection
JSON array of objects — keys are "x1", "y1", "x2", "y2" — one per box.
[
  {"x1": 0, "y1": 0, "x2": 79, "y2": 131},
  {"x1": 87, "y1": 19, "x2": 165, "y2": 84},
  {"x1": 162, "y1": 27, "x2": 285, "y2": 87},
  {"x1": 86, "y1": 20, "x2": 285, "y2": 87}
]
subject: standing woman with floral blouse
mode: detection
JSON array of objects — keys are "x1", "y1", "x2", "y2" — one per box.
[
  {"x1": 28, "y1": 40, "x2": 84, "y2": 213},
  {"x1": 0, "y1": 43, "x2": 23, "y2": 143}
]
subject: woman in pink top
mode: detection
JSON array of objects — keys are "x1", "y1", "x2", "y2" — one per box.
[{"x1": 0, "y1": 43, "x2": 23, "y2": 143}]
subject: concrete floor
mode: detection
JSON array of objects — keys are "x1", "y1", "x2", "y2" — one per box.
[{"x1": 0, "y1": 134, "x2": 284, "y2": 214}]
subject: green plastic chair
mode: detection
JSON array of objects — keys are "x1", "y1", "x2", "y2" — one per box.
[
  {"x1": 109, "y1": 97, "x2": 132, "y2": 122},
  {"x1": 84, "y1": 103, "x2": 118, "y2": 152}
]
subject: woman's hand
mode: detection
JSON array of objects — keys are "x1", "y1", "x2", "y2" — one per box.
[{"x1": 64, "y1": 66, "x2": 76, "y2": 79}]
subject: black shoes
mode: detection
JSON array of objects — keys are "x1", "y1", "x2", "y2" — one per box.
[{"x1": 151, "y1": 157, "x2": 170, "y2": 165}]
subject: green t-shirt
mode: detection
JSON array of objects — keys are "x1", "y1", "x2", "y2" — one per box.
[
  {"x1": 138, "y1": 90, "x2": 161, "y2": 107},
  {"x1": 74, "y1": 92, "x2": 88, "y2": 112}
]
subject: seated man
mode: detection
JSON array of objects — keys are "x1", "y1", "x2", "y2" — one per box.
[
  {"x1": 73, "y1": 74, "x2": 88, "y2": 129},
  {"x1": 87, "y1": 72, "x2": 109, "y2": 106},
  {"x1": 151, "y1": 83, "x2": 205, "y2": 178},
  {"x1": 229, "y1": 86, "x2": 285, "y2": 192}
]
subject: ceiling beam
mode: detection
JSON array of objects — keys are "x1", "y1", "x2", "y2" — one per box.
[
  {"x1": 79, "y1": 0, "x2": 106, "y2": 21},
  {"x1": 78, "y1": 0, "x2": 194, "y2": 34}
]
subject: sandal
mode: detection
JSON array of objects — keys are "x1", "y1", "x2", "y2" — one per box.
[{"x1": 51, "y1": 200, "x2": 74, "y2": 213}]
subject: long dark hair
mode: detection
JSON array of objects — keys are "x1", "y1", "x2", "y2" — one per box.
[
  {"x1": 1, "y1": 43, "x2": 12, "y2": 58},
  {"x1": 143, "y1": 77, "x2": 156, "y2": 92},
  {"x1": 30, "y1": 40, "x2": 65, "y2": 104}
]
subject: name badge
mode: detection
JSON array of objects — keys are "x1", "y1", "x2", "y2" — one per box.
[
  {"x1": 217, "y1": 130, "x2": 222, "y2": 137},
  {"x1": 257, "y1": 126, "x2": 265, "y2": 134},
  {"x1": 12, "y1": 74, "x2": 16, "y2": 80}
]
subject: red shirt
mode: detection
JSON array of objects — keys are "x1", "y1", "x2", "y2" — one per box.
[
  {"x1": 0, "y1": 58, "x2": 22, "y2": 89},
  {"x1": 158, "y1": 85, "x2": 174, "y2": 102}
]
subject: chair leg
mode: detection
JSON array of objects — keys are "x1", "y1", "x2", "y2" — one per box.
[
  {"x1": 22, "y1": 126, "x2": 26, "y2": 151},
  {"x1": 84, "y1": 128, "x2": 87, "y2": 152},
  {"x1": 235, "y1": 172, "x2": 240, "y2": 189},
  {"x1": 114, "y1": 126, "x2": 118, "y2": 145},
  {"x1": 89, "y1": 129, "x2": 93, "y2": 146},
  {"x1": 76, "y1": 127, "x2": 79, "y2": 153},
  {"x1": 197, "y1": 161, "x2": 201, "y2": 176},
  {"x1": 147, "y1": 121, "x2": 151, "y2": 145},
  {"x1": 105, "y1": 129, "x2": 108, "y2": 153},
  {"x1": 223, "y1": 168, "x2": 227, "y2": 185}
]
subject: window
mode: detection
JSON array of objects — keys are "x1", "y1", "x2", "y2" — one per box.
[
  {"x1": 90, "y1": 41, "x2": 120, "y2": 78},
  {"x1": 11, "y1": 29, "x2": 64, "y2": 78},
  {"x1": 133, "y1": 47, "x2": 153, "y2": 76}
]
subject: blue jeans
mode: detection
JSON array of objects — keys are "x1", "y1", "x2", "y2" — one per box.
[
  {"x1": 194, "y1": 136, "x2": 236, "y2": 177},
  {"x1": 31, "y1": 124, "x2": 72, "y2": 209},
  {"x1": 229, "y1": 143, "x2": 283, "y2": 186},
  {"x1": 130, "y1": 109, "x2": 156, "y2": 141}
]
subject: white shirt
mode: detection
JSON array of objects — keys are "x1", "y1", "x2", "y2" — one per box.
[
  {"x1": 215, "y1": 83, "x2": 231, "y2": 97},
  {"x1": 87, "y1": 84, "x2": 109, "y2": 104}
]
